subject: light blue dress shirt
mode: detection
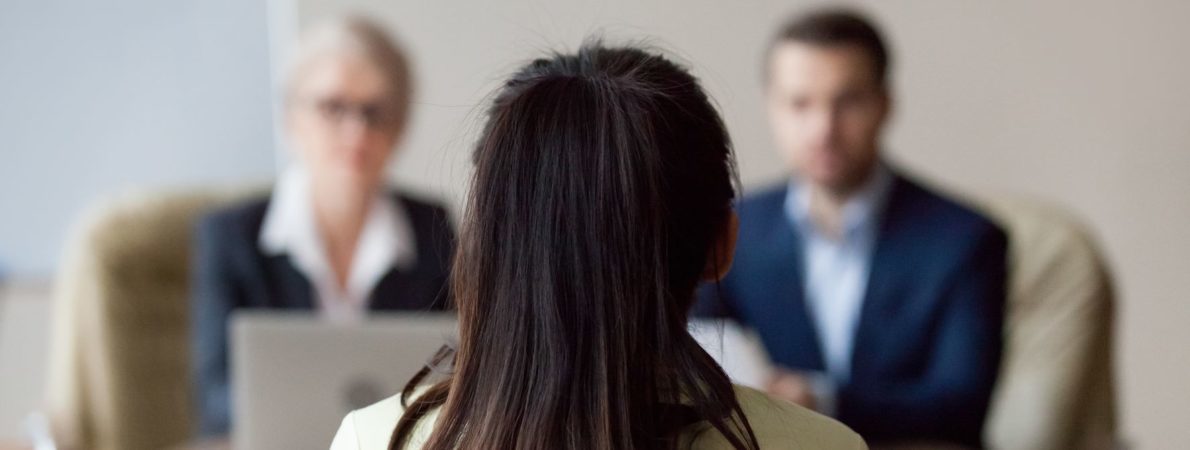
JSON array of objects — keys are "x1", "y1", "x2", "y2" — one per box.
[{"x1": 783, "y1": 164, "x2": 893, "y2": 414}]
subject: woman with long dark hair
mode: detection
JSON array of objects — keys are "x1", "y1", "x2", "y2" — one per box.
[{"x1": 330, "y1": 43, "x2": 865, "y2": 450}]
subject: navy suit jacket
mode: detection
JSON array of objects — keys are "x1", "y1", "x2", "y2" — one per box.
[
  {"x1": 190, "y1": 192, "x2": 455, "y2": 436},
  {"x1": 696, "y1": 173, "x2": 1007, "y2": 448}
]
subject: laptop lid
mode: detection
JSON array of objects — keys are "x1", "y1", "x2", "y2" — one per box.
[{"x1": 231, "y1": 311, "x2": 456, "y2": 449}]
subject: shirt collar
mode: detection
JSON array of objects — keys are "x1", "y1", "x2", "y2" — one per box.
[
  {"x1": 785, "y1": 162, "x2": 894, "y2": 238},
  {"x1": 258, "y1": 166, "x2": 417, "y2": 299}
]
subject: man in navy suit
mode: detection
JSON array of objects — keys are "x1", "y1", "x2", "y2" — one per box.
[{"x1": 696, "y1": 9, "x2": 1007, "y2": 448}]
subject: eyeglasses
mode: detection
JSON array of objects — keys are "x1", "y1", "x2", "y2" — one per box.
[{"x1": 303, "y1": 97, "x2": 399, "y2": 130}]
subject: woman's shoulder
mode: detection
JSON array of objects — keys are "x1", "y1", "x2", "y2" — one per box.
[
  {"x1": 330, "y1": 394, "x2": 406, "y2": 450},
  {"x1": 685, "y1": 385, "x2": 867, "y2": 450},
  {"x1": 387, "y1": 190, "x2": 451, "y2": 228},
  {"x1": 194, "y1": 193, "x2": 272, "y2": 243},
  {"x1": 331, "y1": 389, "x2": 439, "y2": 450},
  {"x1": 334, "y1": 385, "x2": 865, "y2": 450}
]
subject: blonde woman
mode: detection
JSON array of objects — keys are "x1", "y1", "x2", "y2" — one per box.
[{"x1": 190, "y1": 18, "x2": 454, "y2": 437}]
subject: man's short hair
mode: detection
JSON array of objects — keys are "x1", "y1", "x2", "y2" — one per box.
[{"x1": 767, "y1": 8, "x2": 890, "y2": 86}]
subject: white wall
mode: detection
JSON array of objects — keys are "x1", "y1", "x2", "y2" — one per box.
[
  {"x1": 287, "y1": 1, "x2": 1190, "y2": 447},
  {"x1": 0, "y1": 0, "x2": 277, "y2": 277}
]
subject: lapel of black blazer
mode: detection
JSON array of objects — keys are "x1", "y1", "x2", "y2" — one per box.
[
  {"x1": 263, "y1": 254, "x2": 316, "y2": 309},
  {"x1": 244, "y1": 199, "x2": 314, "y2": 310},
  {"x1": 757, "y1": 187, "x2": 827, "y2": 371},
  {"x1": 368, "y1": 194, "x2": 419, "y2": 311},
  {"x1": 365, "y1": 194, "x2": 452, "y2": 312},
  {"x1": 368, "y1": 268, "x2": 400, "y2": 310}
]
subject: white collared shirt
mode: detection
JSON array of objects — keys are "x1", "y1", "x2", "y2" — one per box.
[
  {"x1": 258, "y1": 166, "x2": 417, "y2": 322},
  {"x1": 784, "y1": 164, "x2": 893, "y2": 385}
]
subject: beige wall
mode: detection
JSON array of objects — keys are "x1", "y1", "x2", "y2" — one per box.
[{"x1": 283, "y1": 1, "x2": 1190, "y2": 447}]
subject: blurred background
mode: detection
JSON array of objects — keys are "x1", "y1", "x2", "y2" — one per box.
[{"x1": 1, "y1": 0, "x2": 1187, "y2": 448}]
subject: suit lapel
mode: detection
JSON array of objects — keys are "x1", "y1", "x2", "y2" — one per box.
[
  {"x1": 368, "y1": 195, "x2": 431, "y2": 312},
  {"x1": 368, "y1": 268, "x2": 410, "y2": 310},
  {"x1": 756, "y1": 188, "x2": 826, "y2": 371},
  {"x1": 851, "y1": 176, "x2": 914, "y2": 376},
  {"x1": 266, "y1": 255, "x2": 315, "y2": 309}
]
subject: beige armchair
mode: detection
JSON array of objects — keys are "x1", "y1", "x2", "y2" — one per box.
[
  {"x1": 45, "y1": 188, "x2": 253, "y2": 450},
  {"x1": 977, "y1": 196, "x2": 1118, "y2": 450}
]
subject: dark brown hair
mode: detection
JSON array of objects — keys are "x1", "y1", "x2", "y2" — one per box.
[
  {"x1": 388, "y1": 42, "x2": 759, "y2": 450},
  {"x1": 767, "y1": 8, "x2": 891, "y2": 86}
]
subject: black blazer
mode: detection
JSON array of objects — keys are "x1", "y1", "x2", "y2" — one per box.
[
  {"x1": 189, "y1": 192, "x2": 455, "y2": 436},
  {"x1": 696, "y1": 172, "x2": 1007, "y2": 448}
]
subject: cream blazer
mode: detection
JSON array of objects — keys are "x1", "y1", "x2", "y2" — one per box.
[{"x1": 330, "y1": 385, "x2": 866, "y2": 449}]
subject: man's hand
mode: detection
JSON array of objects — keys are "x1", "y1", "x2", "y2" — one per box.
[{"x1": 765, "y1": 368, "x2": 818, "y2": 410}]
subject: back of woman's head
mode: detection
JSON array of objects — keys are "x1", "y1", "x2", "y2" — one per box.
[{"x1": 392, "y1": 42, "x2": 756, "y2": 450}]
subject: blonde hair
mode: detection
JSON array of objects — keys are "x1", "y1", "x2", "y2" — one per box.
[{"x1": 284, "y1": 16, "x2": 414, "y2": 129}]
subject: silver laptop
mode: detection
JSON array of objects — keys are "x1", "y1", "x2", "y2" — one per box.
[{"x1": 231, "y1": 311, "x2": 456, "y2": 450}]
